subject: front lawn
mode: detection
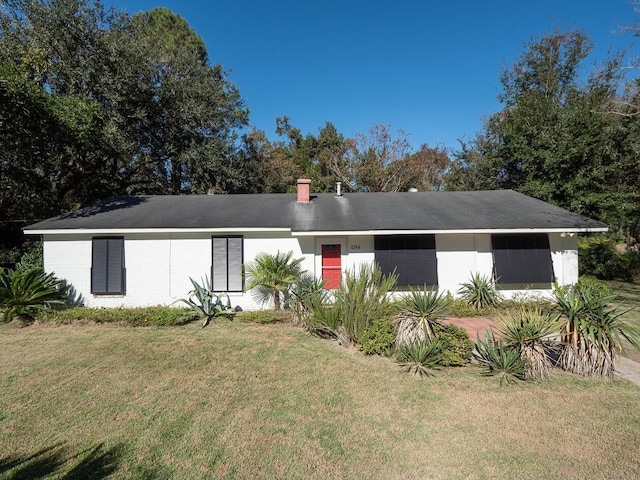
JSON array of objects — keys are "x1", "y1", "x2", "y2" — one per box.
[
  {"x1": 1, "y1": 321, "x2": 639, "y2": 479},
  {"x1": 607, "y1": 280, "x2": 640, "y2": 363}
]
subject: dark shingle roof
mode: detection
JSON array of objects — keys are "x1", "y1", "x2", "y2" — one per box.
[{"x1": 24, "y1": 190, "x2": 607, "y2": 233}]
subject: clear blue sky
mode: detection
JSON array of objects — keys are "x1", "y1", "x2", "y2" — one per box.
[{"x1": 109, "y1": 0, "x2": 636, "y2": 153}]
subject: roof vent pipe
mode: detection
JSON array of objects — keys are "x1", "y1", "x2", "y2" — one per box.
[{"x1": 336, "y1": 181, "x2": 342, "y2": 197}]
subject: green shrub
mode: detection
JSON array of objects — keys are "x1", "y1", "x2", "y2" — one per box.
[
  {"x1": 433, "y1": 324, "x2": 474, "y2": 366},
  {"x1": 473, "y1": 331, "x2": 526, "y2": 386},
  {"x1": 359, "y1": 318, "x2": 396, "y2": 355},
  {"x1": 447, "y1": 298, "x2": 481, "y2": 317},
  {"x1": 395, "y1": 336, "x2": 445, "y2": 378},
  {"x1": 237, "y1": 309, "x2": 292, "y2": 324},
  {"x1": 457, "y1": 273, "x2": 502, "y2": 309},
  {"x1": 0, "y1": 267, "x2": 67, "y2": 322},
  {"x1": 37, "y1": 306, "x2": 197, "y2": 326},
  {"x1": 578, "y1": 236, "x2": 639, "y2": 281},
  {"x1": 576, "y1": 275, "x2": 613, "y2": 298}
]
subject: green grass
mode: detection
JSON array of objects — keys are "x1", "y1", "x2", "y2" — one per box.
[
  {"x1": 1, "y1": 321, "x2": 640, "y2": 479},
  {"x1": 606, "y1": 280, "x2": 640, "y2": 362}
]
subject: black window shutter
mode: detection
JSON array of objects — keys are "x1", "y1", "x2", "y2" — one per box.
[
  {"x1": 374, "y1": 235, "x2": 438, "y2": 286},
  {"x1": 492, "y1": 234, "x2": 553, "y2": 284},
  {"x1": 211, "y1": 236, "x2": 243, "y2": 292},
  {"x1": 91, "y1": 239, "x2": 108, "y2": 294},
  {"x1": 91, "y1": 237, "x2": 125, "y2": 294},
  {"x1": 227, "y1": 237, "x2": 243, "y2": 292}
]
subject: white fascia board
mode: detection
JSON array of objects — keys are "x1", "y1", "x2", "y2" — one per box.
[
  {"x1": 291, "y1": 227, "x2": 609, "y2": 236},
  {"x1": 25, "y1": 227, "x2": 292, "y2": 236}
]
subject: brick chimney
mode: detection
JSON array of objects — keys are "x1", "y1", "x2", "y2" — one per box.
[{"x1": 297, "y1": 178, "x2": 311, "y2": 203}]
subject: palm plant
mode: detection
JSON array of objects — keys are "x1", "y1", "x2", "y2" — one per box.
[
  {"x1": 457, "y1": 272, "x2": 502, "y2": 309},
  {"x1": 303, "y1": 290, "x2": 349, "y2": 345},
  {"x1": 554, "y1": 284, "x2": 640, "y2": 378},
  {"x1": 175, "y1": 277, "x2": 237, "y2": 327},
  {"x1": 289, "y1": 273, "x2": 328, "y2": 325},
  {"x1": 245, "y1": 251, "x2": 305, "y2": 310},
  {"x1": 473, "y1": 331, "x2": 526, "y2": 385},
  {"x1": 495, "y1": 307, "x2": 562, "y2": 380},
  {"x1": 395, "y1": 286, "x2": 451, "y2": 347},
  {"x1": 0, "y1": 267, "x2": 67, "y2": 323}
]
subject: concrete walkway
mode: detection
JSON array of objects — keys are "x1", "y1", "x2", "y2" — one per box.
[
  {"x1": 615, "y1": 356, "x2": 640, "y2": 386},
  {"x1": 444, "y1": 317, "x2": 640, "y2": 387}
]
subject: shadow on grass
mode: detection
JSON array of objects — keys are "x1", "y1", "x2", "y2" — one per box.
[{"x1": 0, "y1": 441, "x2": 125, "y2": 479}]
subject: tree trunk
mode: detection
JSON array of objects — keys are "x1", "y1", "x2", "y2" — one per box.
[{"x1": 273, "y1": 290, "x2": 280, "y2": 310}]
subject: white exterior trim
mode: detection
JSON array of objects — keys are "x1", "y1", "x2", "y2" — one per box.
[
  {"x1": 26, "y1": 227, "x2": 608, "y2": 237},
  {"x1": 292, "y1": 228, "x2": 607, "y2": 236},
  {"x1": 26, "y1": 227, "x2": 291, "y2": 236}
]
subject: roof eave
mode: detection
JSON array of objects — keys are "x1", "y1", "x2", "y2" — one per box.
[
  {"x1": 291, "y1": 227, "x2": 609, "y2": 236},
  {"x1": 24, "y1": 227, "x2": 292, "y2": 235}
]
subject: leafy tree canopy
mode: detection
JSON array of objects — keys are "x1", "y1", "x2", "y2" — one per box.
[{"x1": 0, "y1": 0, "x2": 248, "y2": 222}]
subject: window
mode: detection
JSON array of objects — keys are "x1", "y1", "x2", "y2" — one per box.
[
  {"x1": 374, "y1": 235, "x2": 438, "y2": 286},
  {"x1": 492, "y1": 234, "x2": 553, "y2": 284},
  {"x1": 91, "y1": 237, "x2": 125, "y2": 295},
  {"x1": 212, "y1": 236, "x2": 243, "y2": 292}
]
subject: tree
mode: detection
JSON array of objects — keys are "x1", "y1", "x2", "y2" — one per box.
[
  {"x1": 0, "y1": 0, "x2": 249, "y2": 224},
  {"x1": 131, "y1": 7, "x2": 248, "y2": 195},
  {"x1": 245, "y1": 251, "x2": 305, "y2": 310},
  {"x1": 387, "y1": 143, "x2": 450, "y2": 191},
  {"x1": 444, "y1": 30, "x2": 640, "y2": 226},
  {"x1": 346, "y1": 124, "x2": 412, "y2": 192}
]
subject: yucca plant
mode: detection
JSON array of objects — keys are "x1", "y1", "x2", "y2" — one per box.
[
  {"x1": 473, "y1": 331, "x2": 526, "y2": 385},
  {"x1": 457, "y1": 272, "x2": 502, "y2": 309},
  {"x1": 495, "y1": 307, "x2": 562, "y2": 380},
  {"x1": 395, "y1": 334, "x2": 445, "y2": 378},
  {"x1": 554, "y1": 284, "x2": 640, "y2": 378},
  {"x1": 175, "y1": 277, "x2": 237, "y2": 327},
  {"x1": 245, "y1": 251, "x2": 305, "y2": 310},
  {"x1": 0, "y1": 267, "x2": 67, "y2": 323},
  {"x1": 395, "y1": 286, "x2": 451, "y2": 347}
]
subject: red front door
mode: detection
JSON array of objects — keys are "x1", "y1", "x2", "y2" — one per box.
[{"x1": 321, "y1": 244, "x2": 341, "y2": 289}]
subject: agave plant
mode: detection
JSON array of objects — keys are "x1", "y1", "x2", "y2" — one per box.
[
  {"x1": 554, "y1": 283, "x2": 640, "y2": 378},
  {"x1": 176, "y1": 277, "x2": 237, "y2": 327},
  {"x1": 395, "y1": 334, "x2": 445, "y2": 378},
  {"x1": 395, "y1": 286, "x2": 451, "y2": 347},
  {"x1": 0, "y1": 267, "x2": 67, "y2": 323},
  {"x1": 473, "y1": 331, "x2": 526, "y2": 385},
  {"x1": 245, "y1": 251, "x2": 305, "y2": 309},
  {"x1": 495, "y1": 307, "x2": 562, "y2": 380},
  {"x1": 457, "y1": 272, "x2": 502, "y2": 309}
]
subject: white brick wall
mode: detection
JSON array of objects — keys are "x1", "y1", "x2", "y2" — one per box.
[{"x1": 42, "y1": 231, "x2": 580, "y2": 309}]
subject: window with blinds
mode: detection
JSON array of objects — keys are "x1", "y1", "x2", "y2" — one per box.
[
  {"x1": 91, "y1": 237, "x2": 126, "y2": 295},
  {"x1": 374, "y1": 235, "x2": 438, "y2": 286},
  {"x1": 212, "y1": 236, "x2": 243, "y2": 292},
  {"x1": 492, "y1": 233, "x2": 554, "y2": 284}
]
